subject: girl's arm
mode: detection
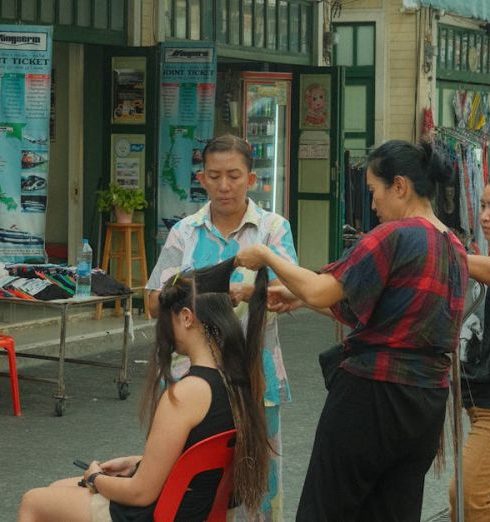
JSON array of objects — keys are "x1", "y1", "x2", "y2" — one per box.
[
  {"x1": 85, "y1": 376, "x2": 212, "y2": 506},
  {"x1": 236, "y1": 245, "x2": 344, "y2": 310},
  {"x1": 468, "y1": 254, "x2": 490, "y2": 285}
]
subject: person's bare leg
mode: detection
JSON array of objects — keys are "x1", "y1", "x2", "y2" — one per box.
[
  {"x1": 50, "y1": 476, "x2": 82, "y2": 487},
  {"x1": 18, "y1": 486, "x2": 92, "y2": 522}
]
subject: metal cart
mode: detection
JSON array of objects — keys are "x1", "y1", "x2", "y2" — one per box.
[{"x1": 0, "y1": 294, "x2": 132, "y2": 416}]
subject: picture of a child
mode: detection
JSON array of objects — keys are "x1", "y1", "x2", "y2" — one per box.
[{"x1": 303, "y1": 83, "x2": 327, "y2": 127}]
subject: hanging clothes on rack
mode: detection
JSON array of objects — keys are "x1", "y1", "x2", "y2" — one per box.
[
  {"x1": 343, "y1": 151, "x2": 378, "y2": 234},
  {"x1": 453, "y1": 90, "x2": 490, "y2": 133},
  {"x1": 434, "y1": 127, "x2": 489, "y2": 255}
]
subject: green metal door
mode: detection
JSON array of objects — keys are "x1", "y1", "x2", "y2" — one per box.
[
  {"x1": 94, "y1": 45, "x2": 159, "y2": 269},
  {"x1": 289, "y1": 66, "x2": 345, "y2": 269}
]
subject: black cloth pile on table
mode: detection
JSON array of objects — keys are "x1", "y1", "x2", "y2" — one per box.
[{"x1": 0, "y1": 264, "x2": 130, "y2": 300}]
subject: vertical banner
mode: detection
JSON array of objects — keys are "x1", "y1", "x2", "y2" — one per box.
[
  {"x1": 157, "y1": 42, "x2": 216, "y2": 245},
  {"x1": 0, "y1": 25, "x2": 53, "y2": 263}
]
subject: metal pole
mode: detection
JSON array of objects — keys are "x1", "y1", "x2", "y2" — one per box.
[
  {"x1": 451, "y1": 280, "x2": 485, "y2": 521},
  {"x1": 452, "y1": 349, "x2": 464, "y2": 522},
  {"x1": 96, "y1": 211, "x2": 102, "y2": 268}
]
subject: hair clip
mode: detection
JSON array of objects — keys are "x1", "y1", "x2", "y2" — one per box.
[{"x1": 171, "y1": 272, "x2": 180, "y2": 286}]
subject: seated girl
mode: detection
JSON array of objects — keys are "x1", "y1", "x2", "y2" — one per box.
[{"x1": 18, "y1": 258, "x2": 270, "y2": 522}]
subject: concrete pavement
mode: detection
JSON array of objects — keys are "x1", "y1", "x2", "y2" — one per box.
[{"x1": 1, "y1": 309, "x2": 457, "y2": 521}]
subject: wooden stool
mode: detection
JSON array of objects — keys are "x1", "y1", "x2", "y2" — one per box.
[{"x1": 96, "y1": 223, "x2": 150, "y2": 319}]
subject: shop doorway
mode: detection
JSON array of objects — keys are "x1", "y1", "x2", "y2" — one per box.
[
  {"x1": 289, "y1": 66, "x2": 345, "y2": 268},
  {"x1": 86, "y1": 45, "x2": 159, "y2": 268}
]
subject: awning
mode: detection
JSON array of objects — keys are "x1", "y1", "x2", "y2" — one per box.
[{"x1": 403, "y1": 0, "x2": 490, "y2": 22}]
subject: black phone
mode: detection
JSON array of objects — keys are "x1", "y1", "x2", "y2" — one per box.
[{"x1": 73, "y1": 459, "x2": 89, "y2": 470}]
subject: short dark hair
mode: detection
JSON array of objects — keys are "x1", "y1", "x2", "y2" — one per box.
[
  {"x1": 367, "y1": 139, "x2": 452, "y2": 199},
  {"x1": 202, "y1": 134, "x2": 253, "y2": 172}
]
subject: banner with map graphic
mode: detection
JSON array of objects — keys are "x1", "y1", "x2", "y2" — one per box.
[
  {"x1": 0, "y1": 25, "x2": 53, "y2": 262},
  {"x1": 157, "y1": 42, "x2": 216, "y2": 245}
]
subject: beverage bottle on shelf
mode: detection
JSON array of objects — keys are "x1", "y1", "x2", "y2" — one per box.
[
  {"x1": 75, "y1": 238, "x2": 93, "y2": 298},
  {"x1": 266, "y1": 143, "x2": 274, "y2": 159},
  {"x1": 266, "y1": 98, "x2": 273, "y2": 117},
  {"x1": 267, "y1": 119, "x2": 274, "y2": 135}
]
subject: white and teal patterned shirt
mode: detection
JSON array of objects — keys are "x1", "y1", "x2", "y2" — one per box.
[{"x1": 147, "y1": 198, "x2": 297, "y2": 405}]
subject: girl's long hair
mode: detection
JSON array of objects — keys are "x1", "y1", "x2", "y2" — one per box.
[{"x1": 140, "y1": 258, "x2": 270, "y2": 514}]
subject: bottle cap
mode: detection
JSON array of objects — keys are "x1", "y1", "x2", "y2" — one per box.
[{"x1": 82, "y1": 238, "x2": 88, "y2": 244}]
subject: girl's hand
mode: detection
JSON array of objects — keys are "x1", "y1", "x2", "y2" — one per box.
[
  {"x1": 84, "y1": 460, "x2": 103, "y2": 480},
  {"x1": 267, "y1": 285, "x2": 302, "y2": 313},
  {"x1": 235, "y1": 245, "x2": 269, "y2": 271},
  {"x1": 100, "y1": 456, "x2": 141, "y2": 477}
]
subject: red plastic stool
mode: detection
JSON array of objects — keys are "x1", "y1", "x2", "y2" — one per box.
[{"x1": 0, "y1": 335, "x2": 21, "y2": 416}]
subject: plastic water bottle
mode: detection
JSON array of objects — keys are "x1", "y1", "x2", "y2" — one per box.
[{"x1": 75, "y1": 239, "x2": 92, "y2": 298}]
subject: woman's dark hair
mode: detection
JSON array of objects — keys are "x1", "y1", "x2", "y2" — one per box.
[
  {"x1": 140, "y1": 257, "x2": 269, "y2": 513},
  {"x1": 203, "y1": 134, "x2": 253, "y2": 172},
  {"x1": 367, "y1": 139, "x2": 452, "y2": 199}
]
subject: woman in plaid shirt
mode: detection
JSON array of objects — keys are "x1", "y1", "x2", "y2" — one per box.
[{"x1": 236, "y1": 140, "x2": 468, "y2": 522}]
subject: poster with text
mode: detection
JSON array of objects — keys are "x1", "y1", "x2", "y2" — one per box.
[
  {"x1": 111, "y1": 134, "x2": 145, "y2": 189},
  {"x1": 157, "y1": 42, "x2": 216, "y2": 245},
  {"x1": 112, "y1": 56, "x2": 146, "y2": 125},
  {"x1": 0, "y1": 25, "x2": 53, "y2": 263}
]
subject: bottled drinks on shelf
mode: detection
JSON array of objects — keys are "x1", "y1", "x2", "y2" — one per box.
[
  {"x1": 251, "y1": 142, "x2": 275, "y2": 160},
  {"x1": 248, "y1": 119, "x2": 275, "y2": 137},
  {"x1": 242, "y1": 72, "x2": 292, "y2": 218},
  {"x1": 75, "y1": 238, "x2": 92, "y2": 298}
]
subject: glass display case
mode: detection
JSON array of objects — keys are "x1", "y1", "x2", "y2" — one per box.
[{"x1": 242, "y1": 72, "x2": 292, "y2": 217}]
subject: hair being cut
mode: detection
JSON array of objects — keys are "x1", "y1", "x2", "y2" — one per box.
[{"x1": 140, "y1": 257, "x2": 269, "y2": 514}]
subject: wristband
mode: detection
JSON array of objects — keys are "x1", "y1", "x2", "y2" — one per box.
[{"x1": 86, "y1": 472, "x2": 104, "y2": 494}]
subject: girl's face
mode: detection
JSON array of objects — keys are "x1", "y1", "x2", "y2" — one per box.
[
  {"x1": 366, "y1": 167, "x2": 401, "y2": 223},
  {"x1": 479, "y1": 184, "x2": 490, "y2": 241}
]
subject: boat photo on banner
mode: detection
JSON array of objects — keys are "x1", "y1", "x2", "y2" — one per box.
[{"x1": 0, "y1": 24, "x2": 53, "y2": 263}]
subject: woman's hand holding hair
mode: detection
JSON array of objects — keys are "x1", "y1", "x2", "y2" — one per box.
[
  {"x1": 235, "y1": 244, "x2": 271, "y2": 271},
  {"x1": 237, "y1": 245, "x2": 343, "y2": 310}
]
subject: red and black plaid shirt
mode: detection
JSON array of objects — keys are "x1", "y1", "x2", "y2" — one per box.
[{"x1": 324, "y1": 218, "x2": 468, "y2": 388}]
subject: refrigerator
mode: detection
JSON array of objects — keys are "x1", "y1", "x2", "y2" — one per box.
[{"x1": 242, "y1": 72, "x2": 292, "y2": 218}]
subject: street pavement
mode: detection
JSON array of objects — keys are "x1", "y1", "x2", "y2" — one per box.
[{"x1": 1, "y1": 309, "x2": 458, "y2": 521}]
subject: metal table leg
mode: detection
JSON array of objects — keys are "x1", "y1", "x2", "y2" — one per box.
[
  {"x1": 54, "y1": 303, "x2": 68, "y2": 416},
  {"x1": 117, "y1": 295, "x2": 131, "y2": 400}
]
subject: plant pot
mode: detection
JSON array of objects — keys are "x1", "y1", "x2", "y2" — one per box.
[{"x1": 115, "y1": 208, "x2": 133, "y2": 224}]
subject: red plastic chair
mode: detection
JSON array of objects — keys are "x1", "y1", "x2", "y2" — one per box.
[
  {"x1": 0, "y1": 335, "x2": 21, "y2": 416},
  {"x1": 153, "y1": 429, "x2": 237, "y2": 522}
]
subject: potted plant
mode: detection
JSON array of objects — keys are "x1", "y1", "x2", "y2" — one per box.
[{"x1": 96, "y1": 183, "x2": 148, "y2": 223}]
